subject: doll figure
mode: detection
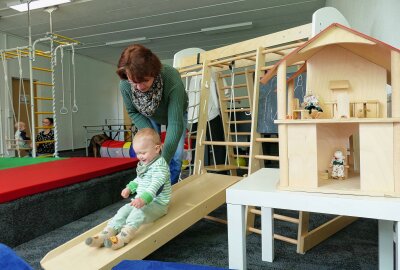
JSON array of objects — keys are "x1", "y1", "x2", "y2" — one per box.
[
  {"x1": 303, "y1": 92, "x2": 323, "y2": 118},
  {"x1": 330, "y1": 150, "x2": 345, "y2": 180}
]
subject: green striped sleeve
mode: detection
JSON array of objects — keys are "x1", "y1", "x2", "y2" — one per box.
[{"x1": 126, "y1": 181, "x2": 138, "y2": 193}]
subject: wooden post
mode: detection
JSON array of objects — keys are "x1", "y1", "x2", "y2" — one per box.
[
  {"x1": 392, "y1": 51, "x2": 400, "y2": 193},
  {"x1": 193, "y1": 60, "x2": 211, "y2": 175},
  {"x1": 277, "y1": 60, "x2": 288, "y2": 186},
  {"x1": 287, "y1": 80, "x2": 294, "y2": 118},
  {"x1": 248, "y1": 47, "x2": 266, "y2": 174},
  {"x1": 392, "y1": 51, "x2": 400, "y2": 117}
]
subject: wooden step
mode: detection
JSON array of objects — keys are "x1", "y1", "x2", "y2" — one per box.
[
  {"x1": 34, "y1": 96, "x2": 53, "y2": 101},
  {"x1": 229, "y1": 132, "x2": 251, "y2": 136},
  {"x1": 34, "y1": 81, "x2": 54, "y2": 87},
  {"x1": 35, "y1": 126, "x2": 54, "y2": 129},
  {"x1": 204, "y1": 164, "x2": 239, "y2": 171},
  {"x1": 222, "y1": 96, "x2": 249, "y2": 102},
  {"x1": 226, "y1": 120, "x2": 252, "y2": 124},
  {"x1": 203, "y1": 141, "x2": 250, "y2": 147},
  {"x1": 36, "y1": 140, "x2": 56, "y2": 145},
  {"x1": 231, "y1": 154, "x2": 249, "y2": 158},
  {"x1": 254, "y1": 155, "x2": 279, "y2": 161},
  {"x1": 256, "y1": 137, "x2": 279, "y2": 143},
  {"x1": 224, "y1": 108, "x2": 251, "y2": 113},
  {"x1": 221, "y1": 83, "x2": 247, "y2": 90},
  {"x1": 35, "y1": 53, "x2": 51, "y2": 59},
  {"x1": 249, "y1": 208, "x2": 300, "y2": 224},
  {"x1": 274, "y1": 234, "x2": 298, "y2": 245},
  {"x1": 32, "y1": 67, "x2": 53, "y2": 73},
  {"x1": 35, "y1": 112, "x2": 55, "y2": 115}
]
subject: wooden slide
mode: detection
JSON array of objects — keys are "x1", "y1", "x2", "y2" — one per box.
[{"x1": 41, "y1": 173, "x2": 241, "y2": 270}]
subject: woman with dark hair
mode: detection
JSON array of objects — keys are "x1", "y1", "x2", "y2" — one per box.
[
  {"x1": 117, "y1": 44, "x2": 188, "y2": 184},
  {"x1": 36, "y1": 117, "x2": 55, "y2": 155}
]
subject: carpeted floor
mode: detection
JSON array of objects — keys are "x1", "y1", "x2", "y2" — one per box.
[{"x1": 14, "y1": 201, "x2": 378, "y2": 270}]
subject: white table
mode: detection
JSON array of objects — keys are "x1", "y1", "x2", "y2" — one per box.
[{"x1": 226, "y1": 168, "x2": 399, "y2": 270}]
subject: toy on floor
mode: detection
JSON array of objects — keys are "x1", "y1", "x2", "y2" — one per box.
[
  {"x1": 85, "y1": 128, "x2": 172, "y2": 250},
  {"x1": 330, "y1": 150, "x2": 345, "y2": 180}
]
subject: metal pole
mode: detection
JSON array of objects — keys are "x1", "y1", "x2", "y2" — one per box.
[{"x1": 27, "y1": 0, "x2": 37, "y2": 157}]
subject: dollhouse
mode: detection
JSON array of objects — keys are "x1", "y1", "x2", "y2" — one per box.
[{"x1": 261, "y1": 23, "x2": 400, "y2": 196}]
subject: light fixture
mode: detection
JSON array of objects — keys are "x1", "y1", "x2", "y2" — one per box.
[
  {"x1": 8, "y1": 0, "x2": 71, "y2": 12},
  {"x1": 105, "y1": 37, "x2": 150, "y2": 47},
  {"x1": 201, "y1": 22, "x2": 253, "y2": 35}
]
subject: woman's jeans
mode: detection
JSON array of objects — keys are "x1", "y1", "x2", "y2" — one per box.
[{"x1": 149, "y1": 113, "x2": 187, "y2": 184}]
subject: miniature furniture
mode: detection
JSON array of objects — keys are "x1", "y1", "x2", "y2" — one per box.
[
  {"x1": 226, "y1": 168, "x2": 398, "y2": 270},
  {"x1": 330, "y1": 80, "x2": 350, "y2": 118}
]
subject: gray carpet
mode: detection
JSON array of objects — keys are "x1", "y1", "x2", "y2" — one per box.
[{"x1": 13, "y1": 202, "x2": 378, "y2": 270}]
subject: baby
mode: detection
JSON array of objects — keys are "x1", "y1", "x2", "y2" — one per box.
[
  {"x1": 14, "y1": 122, "x2": 30, "y2": 148},
  {"x1": 85, "y1": 128, "x2": 171, "y2": 250}
]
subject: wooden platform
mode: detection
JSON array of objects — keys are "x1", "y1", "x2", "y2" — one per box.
[{"x1": 41, "y1": 173, "x2": 241, "y2": 270}]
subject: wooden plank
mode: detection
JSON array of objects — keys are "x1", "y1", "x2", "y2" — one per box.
[
  {"x1": 301, "y1": 216, "x2": 358, "y2": 253},
  {"x1": 205, "y1": 165, "x2": 240, "y2": 172},
  {"x1": 391, "y1": 51, "x2": 400, "y2": 117},
  {"x1": 359, "y1": 123, "x2": 394, "y2": 193},
  {"x1": 41, "y1": 173, "x2": 241, "y2": 270},
  {"x1": 203, "y1": 141, "x2": 250, "y2": 147},
  {"x1": 255, "y1": 137, "x2": 279, "y2": 143},
  {"x1": 248, "y1": 47, "x2": 266, "y2": 175},
  {"x1": 192, "y1": 60, "x2": 212, "y2": 175},
  {"x1": 215, "y1": 71, "x2": 237, "y2": 175},
  {"x1": 177, "y1": 24, "x2": 311, "y2": 68}
]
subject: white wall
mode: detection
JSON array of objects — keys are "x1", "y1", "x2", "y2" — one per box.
[
  {"x1": 0, "y1": 32, "x2": 122, "y2": 155},
  {"x1": 326, "y1": 0, "x2": 400, "y2": 48}
]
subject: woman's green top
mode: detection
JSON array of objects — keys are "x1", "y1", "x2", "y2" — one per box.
[{"x1": 120, "y1": 65, "x2": 188, "y2": 163}]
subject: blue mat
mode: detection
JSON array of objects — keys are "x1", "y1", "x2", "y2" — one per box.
[
  {"x1": 0, "y1": 243, "x2": 33, "y2": 270},
  {"x1": 113, "y1": 260, "x2": 228, "y2": 270}
]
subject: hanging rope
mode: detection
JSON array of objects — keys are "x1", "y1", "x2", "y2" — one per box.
[
  {"x1": 16, "y1": 48, "x2": 32, "y2": 134},
  {"x1": 71, "y1": 45, "x2": 78, "y2": 112},
  {"x1": 51, "y1": 39, "x2": 59, "y2": 157},
  {"x1": 59, "y1": 47, "x2": 68, "y2": 114},
  {"x1": 1, "y1": 50, "x2": 18, "y2": 156}
]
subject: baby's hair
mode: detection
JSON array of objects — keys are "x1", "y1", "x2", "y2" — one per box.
[
  {"x1": 15, "y1": 121, "x2": 25, "y2": 129},
  {"x1": 133, "y1": 128, "x2": 161, "y2": 146}
]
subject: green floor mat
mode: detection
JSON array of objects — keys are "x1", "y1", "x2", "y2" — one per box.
[{"x1": 0, "y1": 157, "x2": 66, "y2": 170}]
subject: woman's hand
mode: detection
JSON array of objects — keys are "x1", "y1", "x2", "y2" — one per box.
[
  {"x1": 130, "y1": 198, "x2": 145, "y2": 208},
  {"x1": 121, "y1": 188, "x2": 131, "y2": 198}
]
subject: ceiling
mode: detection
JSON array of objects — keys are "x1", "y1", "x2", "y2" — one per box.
[{"x1": 0, "y1": 0, "x2": 326, "y2": 65}]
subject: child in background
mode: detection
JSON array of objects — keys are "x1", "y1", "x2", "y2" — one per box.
[
  {"x1": 14, "y1": 121, "x2": 30, "y2": 149},
  {"x1": 85, "y1": 128, "x2": 171, "y2": 250}
]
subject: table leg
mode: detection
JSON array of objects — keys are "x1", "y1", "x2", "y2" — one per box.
[
  {"x1": 378, "y1": 220, "x2": 394, "y2": 270},
  {"x1": 261, "y1": 207, "x2": 274, "y2": 262},
  {"x1": 396, "y1": 221, "x2": 399, "y2": 270},
  {"x1": 227, "y1": 203, "x2": 247, "y2": 270}
]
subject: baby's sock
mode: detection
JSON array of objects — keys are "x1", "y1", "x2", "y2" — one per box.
[
  {"x1": 85, "y1": 227, "x2": 116, "y2": 247},
  {"x1": 104, "y1": 226, "x2": 136, "y2": 250}
]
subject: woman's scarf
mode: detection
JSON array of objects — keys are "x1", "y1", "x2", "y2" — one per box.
[{"x1": 130, "y1": 74, "x2": 163, "y2": 117}]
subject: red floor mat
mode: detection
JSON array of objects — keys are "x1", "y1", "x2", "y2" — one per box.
[{"x1": 0, "y1": 157, "x2": 138, "y2": 203}]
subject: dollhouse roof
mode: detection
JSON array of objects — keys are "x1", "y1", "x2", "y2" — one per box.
[{"x1": 260, "y1": 23, "x2": 400, "y2": 84}]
